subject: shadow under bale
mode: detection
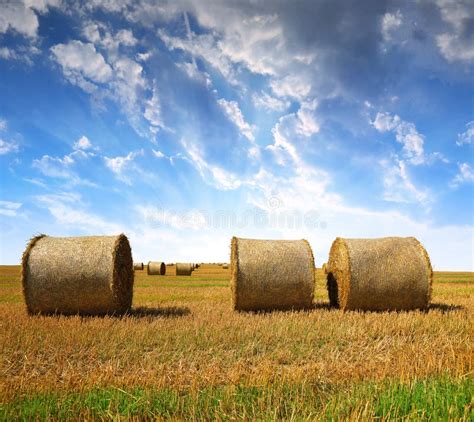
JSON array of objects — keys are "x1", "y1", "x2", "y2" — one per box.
[
  {"x1": 426, "y1": 303, "x2": 465, "y2": 313},
  {"x1": 127, "y1": 306, "x2": 191, "y2": 318}
]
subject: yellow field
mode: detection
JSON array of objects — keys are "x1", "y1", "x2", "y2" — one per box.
[{"x1": 0, "y1": 265, "x2": 472, "y2": 419}]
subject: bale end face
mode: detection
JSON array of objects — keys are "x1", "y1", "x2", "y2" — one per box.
[
  {"x1": 147, "y1": 261, "x2": 166, "y2": 275},
  {"x1": 326, "y1": 236, "x2": 432, "y2": 311}
]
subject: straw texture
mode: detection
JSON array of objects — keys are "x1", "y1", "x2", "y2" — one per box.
[
  {"x1": 231, "y1": 237, "x2": 315, "y2": 311},
  {"x1": 147, "y1": 261, "x2": 166, "y2": 275},
  {"x1": 133, "y1": 262, "x2": 144, "y2": 270},
  {"x1": 176, "y1": 263, "x2": 193, "y2": 276},
  {"x1": 22, "y1": 234, "x2": 134, "y2": 315},
  {"x1": 326, "y1": 237, "x2": 433, "y2": 311}
]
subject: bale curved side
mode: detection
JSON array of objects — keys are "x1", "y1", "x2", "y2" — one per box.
[
  {"x1": 147, "y1": 261, "x2": 166, "y2": 275},
  {"x1": 176, "y1": 263, "x2": 193, "y2": 276},
  {"x1": 22, "y1": 234, "x2": 133, "y2": 315},
  {"x1": 326, "y1": 237, "x2": 432, "y2": 311},
  {"x1": 134, "y1": 262, "x2": 144, "y2": 270},
  {"x1": 231, "y1": 237, "x2": 315, "y2": 312}
]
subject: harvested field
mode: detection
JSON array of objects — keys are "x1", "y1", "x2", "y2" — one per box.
[{"x1": 0, "y1": 265, "x2": 472, "y2": 420}]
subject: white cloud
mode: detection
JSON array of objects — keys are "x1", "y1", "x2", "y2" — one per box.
[
  {"x1": 381, "y1": 10, "x2": 403, "y2": 42},
  {"x1": 450, "y1": 162, "x2": 474, "y2": 188},
  {"x1": 0, "y1": 2, "x2": 40, "y2": 38},
  {"x1": 436, "y1": 0, "x2": 474, "y2": 63},
  {"x1": 32, "y1": 143, "x2": 96, "y2": 186},
  {"x1": 295, "y1": 100, "x2": 320, "y2": 137},
  {"x1": 0, "y1": 200, "x2": 22, "y2": 217},
  {"x1": 381, "y1": 159, "x2": 430, "y2": 206},
  {"x1": 152, "y1": 149, "x2": 165, "y2": 158},
  {"x1": 252, "y1": 91, "x2": 289, "y2": 112},
  {"x1": 457, "y1": 121, "x2": 474, "y2": 146},
  {"x1": 182, "y1": 139, "x2": 244, "y2": 190},
  {"x1": 0, "y1": 118, "x2": 6, "y2": 131},
  {"x1": 73, "y1": 135, "x2": 93, "y2": 150},
  {"x1": 51, "y1": 41, "x2": 113, "y2": 92},
  {"x1": 144, "y1": 84, "x2": 163, "y2": 135},
  {"x1": 32, "y1": 154, "x2": 75, "y2": 179},
  {"x1": 176, "y1": 61, "x2": 212, "y2": 86},
  {"x1": 0, "y1": 138, "x2": 19, "y2": 155},
  {"x1": 159, "y1": 29, "x2": 238, "y2": 84},
  {"x1": 267, "y1": 101, "x2": 320, "y2": 166},
  {"x1": 83, "y1": 22, "x2": 138, "y2": 55},
  {"x1": 104, "y1": 149, "x2": 143, "y2": 184},
  {"x1": 270, "y1": 75, "x2": 312, "y2": 100},
  {"x1": 36, "y1": 192, "x2": 122, "y2": 234},
  {"x1": 372, "y1": 112, "x2": 425, "y2": 165},
  {"x1": 217, "y1": 98, "x2": 255, "y2": 142}
]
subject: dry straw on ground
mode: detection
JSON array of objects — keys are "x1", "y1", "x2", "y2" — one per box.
[
  {"x1": 231, "y1": 237, "x2": 316, "y2": 311},
  {"x1": 147, "y1": 261, "x2": 166, "y2": 276},
  {"x1": 326, "y1": 237, "x2": 433, "y2": 311},
  {"x1": 22, "y1": 234, "x2": 134, "y2": 315},
  {"x1": 176, "y1": 263, "x2": 193, "y2": 276},
  {"x1": 133, "y1": 262, "x2": 144, "y2": 271}
]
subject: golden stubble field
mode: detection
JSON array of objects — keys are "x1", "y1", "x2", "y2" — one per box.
[{"x1": 1, "y1": 264, "x2": 472, "y2": 406}]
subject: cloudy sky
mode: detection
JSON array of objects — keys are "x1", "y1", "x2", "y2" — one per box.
[{"x1": 0, "y1": 0, "x2": 473, "y2": 269}]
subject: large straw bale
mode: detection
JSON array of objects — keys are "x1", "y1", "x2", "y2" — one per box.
[
  {"x1": 231, "y1": 237, "x2": 315, "y2": 311},
  {"x1": 134, "y1": 262, "x2": 144, "y2": 270},
  {"x1": 176, "y1": 263, "x2": 193, "y2": 276},
  {"x1": 147, "y1": 261, "x2": 166, "y2": 275},
  {"x1": 22, "y1": 234, "x2": 133, "y2": 315},
  {"x1": 326, "y1": 237, "x2": 432, "y2": 311}
]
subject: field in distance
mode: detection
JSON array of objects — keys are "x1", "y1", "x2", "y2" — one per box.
[{"x1": 0, "y1": 265, "x2": 472, "y2": 420}]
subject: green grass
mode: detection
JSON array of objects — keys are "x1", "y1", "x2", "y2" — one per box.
[{"x1": 1, "y1": 377, "x2": 471, "y2": 421}]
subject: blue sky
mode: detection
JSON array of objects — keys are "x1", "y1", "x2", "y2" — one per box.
[{"x1": 0, "y1": 0, "x2": 473, "y2": 269}]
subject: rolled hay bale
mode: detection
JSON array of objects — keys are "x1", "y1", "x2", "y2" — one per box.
[
  {"x1": 147, "y1": 261, "x2": 166, "y2": 275},
  {"x1": 134, "y1": 262, "x2": 144, "y2": 271},
  {"x1": 176, "y1": 263, "x2": 193, "y2": 276},
  {"x1": 222, "y1": 264, "x2": 229, "y2": 269},
  {"x1": 231, "y1": 237, "x2": 315, "y2": 311},
  {"x1": 322, "y1": 263, "x2": 327, "y2": 274},
  {"x1": 22, "y1": 234, "x2": 133, "y2": 315},
  {"x1": 326, "y1": 237, "x2": 433, "y2": 311}
]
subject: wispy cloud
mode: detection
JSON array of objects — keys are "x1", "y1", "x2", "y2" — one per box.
[
  {"x1": 104, "y1": 149, "x2": 144, "y2": 185},
  {"x1": 457, "y1": 121, "x2": 474, "y2": 146},
  {"x1": 217, "y1": 98, "x2": 255, "y2": 142},
  {"x1": 0, "y1": 200, "x2": 22, "y2": 217},
  {"x1": 450, "y1": 162, "x2": 474, "y2": 188}
]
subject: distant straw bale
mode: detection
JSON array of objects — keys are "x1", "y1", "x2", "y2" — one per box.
[
  {"x1": 326, "y1": 237, "x2": 433, "y2": 311},
  {"x1": 134, "y1": 262, "x2": 144, "y2": 270},
  {"x1": 176, "y1": 263, "x2": 193, "y2": 276},
  {"x1": 22, "y1": 234, "x2": 133, "y2": 315},
  {"x1": 231, "y1": 237, "x2": 315, "y2": 311},
  {"x1": 147, "y1": 261, "x2": 166, "y2": 275}
]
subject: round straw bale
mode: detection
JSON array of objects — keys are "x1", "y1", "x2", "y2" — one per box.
[
  {"x1": 22, "y1": 234, "x2": 133, "y2": 315},
  {"x1": 134, "y1": 262, "x2": 144, "y2": 270},
  {"x1": 147, "y1": 261, "x2": 166, "y2": 275},
  {"x1": 222, "y1": 264, "x2": 229, "y2": 269},
  {"x1": 322, "y1": 263, "x2": 327, "y2": 274},
  {"x1": 326, "y1": 237, "x2": 433, "y2": 311},
  {"x1": 176, "y1": 263, "x2": 193, "y2": 276},
  {"x1": 231, "y1": 237, "x2": 315, "y2": 311}
]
